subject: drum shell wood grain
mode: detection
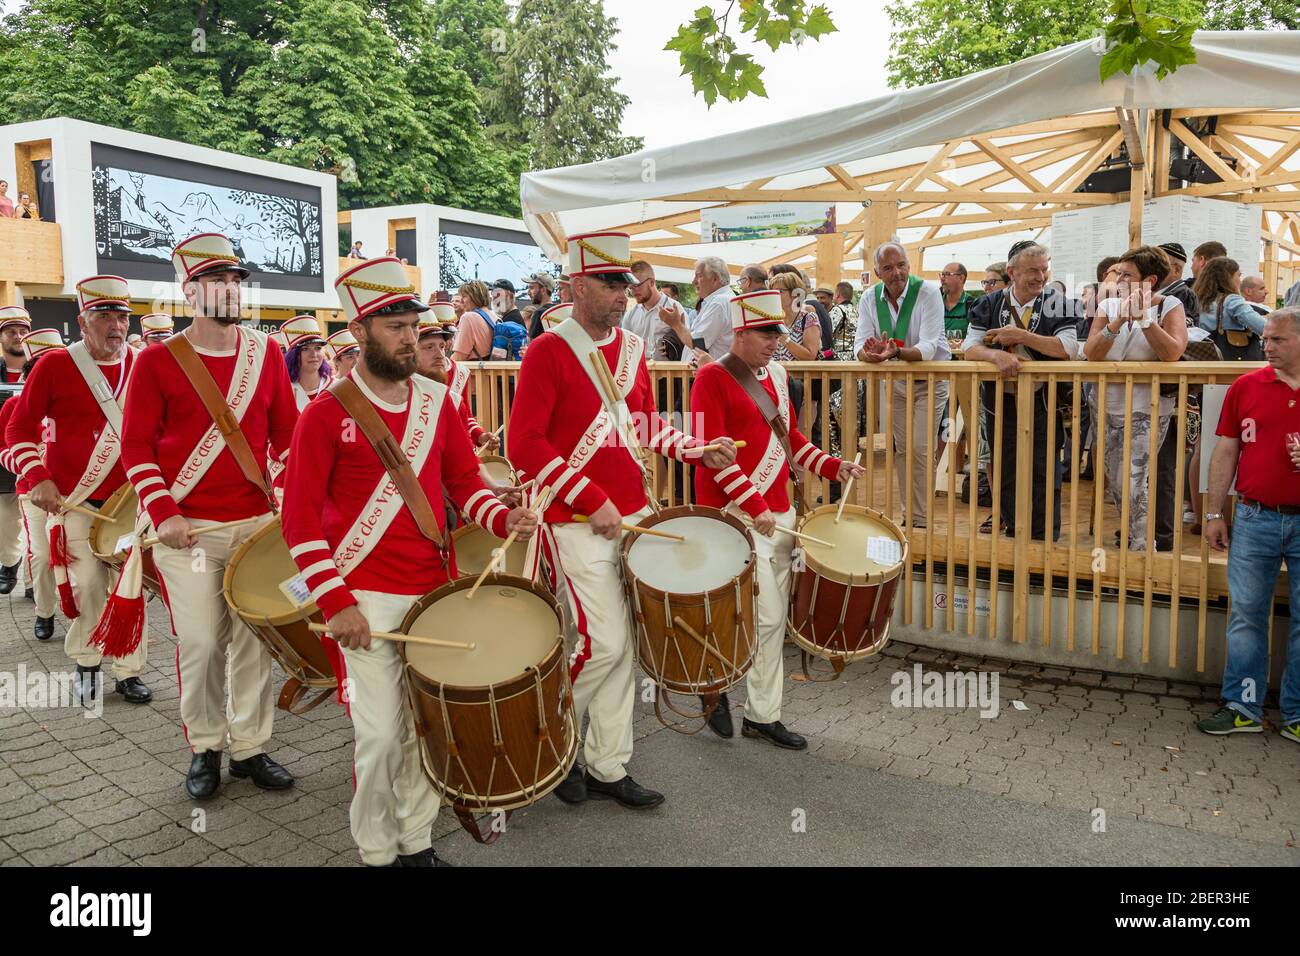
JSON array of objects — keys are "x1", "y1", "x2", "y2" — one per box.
[
  {"x1": 222, "y1": 516, "x2": 334, "y2": 690},
  {"x1": 788, "y1": 504, "x2": 907, "y2": 664},
  {"x1": 621, "y1": 505, "x2": 757, "y2": 697},
  {"x1": 88, "y1": 482, "x2": 162, "y2": 598},
  {"x1": 400, "y1": 575, "x2": 576, "y2": 813}
]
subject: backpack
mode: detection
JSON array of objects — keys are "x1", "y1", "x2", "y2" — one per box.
[{"x1": 492, "y1": 315, "x2": 529, "y2": 360}]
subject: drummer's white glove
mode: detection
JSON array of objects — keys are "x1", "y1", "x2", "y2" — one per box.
[
  {"x1": 328, "y1": 605, "x2": 372, "y2": 651},
  {"x1": 837, "y1": 460, "x2": 866, "y2": 483},
  {"x1": 753, "y1": 509, "x2": 777, "y2": 537}
]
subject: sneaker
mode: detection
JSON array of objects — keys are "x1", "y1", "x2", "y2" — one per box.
[
  {"x1": 1196, "y1": 705, "x2": 1262, "y2": 735},
  {"x1": 1280, "y1": 722, "x2": 1300, "y2": 745}
]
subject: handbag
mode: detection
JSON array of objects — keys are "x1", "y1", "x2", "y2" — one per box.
[{"x1": 1211, "y1": 298, "x2": 1262, "y2": 362}]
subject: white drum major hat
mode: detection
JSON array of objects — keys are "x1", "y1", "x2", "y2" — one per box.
[
  {"x1": 172, "y1": 233, "x2": 251, "y2": 284},
  {"x1": 0, "y1": 305, "x2": 32, "y2": 334},
  {"x1": 140, "y1": 313, "x2": 174, "y2": 339},
  {"x1": 76, "y1": 275, "x2": 132, "y2": 315},
  {"x1": 21, "y1": 327, "x2": 65, "y2": 361},
  {"x1": 335, "y1": 257, "x2": 428, "y2": 323},
  {"x1": 566, "y1": 232, "x2": 636, "y2": 283},
  {"x1": 730, "y1": 290, "x2": 788, "y2": 334},
  {"x1": 540, "y1": 303, "x2": 572, "y2": 326},
  {"x1": 420, "y1": 302, "x2": 457, "y2": 338},
  {"x1": 280, "y1": 315, "x2": 325, "y2": 349},
  {"x1": 325, "y1": 328, "x2": 360, "y2": 361}
]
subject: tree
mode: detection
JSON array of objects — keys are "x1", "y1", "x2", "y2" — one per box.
[
  {"x1": 666, "y1": 0, "x2": 837, "y2": 106},
  {"x1": 885, "y1": 0, "x2": 1295, "y2": 89},
  {"x1": 430, "y1": 0, "x2": 512, "y2": 93},
  {"x1": 488, "y1": 0, "x2": 643, "y2": 172}
]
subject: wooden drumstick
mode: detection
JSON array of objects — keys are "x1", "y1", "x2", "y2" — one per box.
[
  {"x1": 775, "y1": 525, "x2": 835, "y2": 548},
  {"x1": 672, "y1": 616, "x2": 735, "y2": 672},
  {"x1": 475, "y1": 424, "x2": 505, "y2": 457},
  {"x1": 20, "y1": 497, "x2": 102, "y2": 521},
  {"x1": 309, "y1": 623, "x2": 475, "y2": 651},
  {"x1": 834, "y1": 452, "x2": 863, "y2": 524},
  {"x1": 572, "y1": 515, "x2": 685, "y2": 542},
  {"x1": 467, "y1": 485, "x2": 552, "y2": 600},
  {"x1": 141, "y1": 515, "x2": 265, "y2": 549},
  {"x1": 694, "y1": 439, "x2": 747, "y2": 454}
]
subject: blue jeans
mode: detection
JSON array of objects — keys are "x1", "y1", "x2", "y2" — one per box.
[{"x1": 1221, "y1": 502, "x2": 1300, "y2": 724}]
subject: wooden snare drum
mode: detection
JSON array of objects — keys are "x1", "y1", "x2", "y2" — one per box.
[
  {"x1": 621, "y1": 506, "x2": 756, "y2": 729},
  {"x1": 450, "y1": 523, "x2": 530, "y2": 579},
  {"x1": 478, "y1": 454, "x2": 516, "y2": 488},
  {"x1": 401, "y1": 575, "x2": 576, "y2": 843},
  {"x1": 88, "y1": 482, "x2": 162, "y2": 598},
  {"x1": 222, "y1": 516, "x2": 337, "y2": 714},
  {"x1": 788, "y1": 504, "x2": 908, "y2": 675}
]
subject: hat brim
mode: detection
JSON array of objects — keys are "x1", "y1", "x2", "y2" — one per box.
[
  {"x1": 744, "y1": 320, "x2": 789, "y2": 335},
  {"x1": 82, "y1": 303, "x2": 132, "y2": 314},
  {"x1": 368, "y1": 297, "x2": 430, "y2": 318},
  {"x1": 582, "y1": 270, "x2": 637, "y2": 285},
  {"x1": 190, "y1": 262, "x2": 251, "y2": 281}
]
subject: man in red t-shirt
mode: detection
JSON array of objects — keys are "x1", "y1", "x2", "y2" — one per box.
[
  {"x1": 0, "y1": 305, "x2": 33, "y2": 595},
  {"x1": 509, "y1": 231, "x2": 736, "y2": 809},
  {"x1": 1199, "y1": 307, "x2": 1300, "y2": 744},
  {"x1": 120, "y1": 233, "x2": 299, "y2": 800},
  {"x1": 692, "y1": 290, "x2": 862, "y2": 748},
  {"x1": 8, "y1": 281, "x2": 153, "y2": 705},
  {"x1": 283, "y1": 256, "x2": 536, "y2": 867}
]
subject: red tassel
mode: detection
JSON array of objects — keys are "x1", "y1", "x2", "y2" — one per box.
[
  {"x1": 90, "y1": 591, "x2": 144, "y2": 657},
  {"x1": 49, "y1": 523, "x2": 79, "y2": 619},
  {"x1": 50, "y1": 523, "x2": 69, "y2": 568},
  {"x1": 57, "y1": 580, "x2": 79, "y2": 619}
]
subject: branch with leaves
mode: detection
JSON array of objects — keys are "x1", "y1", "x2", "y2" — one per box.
[
  {"x1": 666, "y1": 0, "x2": 836, "y2": 106},
  {"x1": 1098, "y1": 0, "x2": 1200, "y2": 82}
]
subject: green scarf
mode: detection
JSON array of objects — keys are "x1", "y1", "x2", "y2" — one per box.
[{"x1": 875, "y1": 274, "x2": 923, "y2": 344}]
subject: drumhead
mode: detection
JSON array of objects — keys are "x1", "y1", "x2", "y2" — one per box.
[
  {"x1": 405, "y1": 584, "x2": 558, "y2": 686},
  {"x1": 626, "y1": 515, "x2": 749, "y2": 594},
  {"x1": 800, "y1": 509, "x2": 904, "y2": 579},
  {"x1": 452, "y1": 524, "x2": 528, "y2": 578},
  {"x1": 227, "y1": 522, "x2": 303, "y2": 618},
  {"x1": 88, "y1": 484, "x2": 137, "y2": 558},
  {"x1": 479, "y1": 457, "x2": 514, "y2": 485}
]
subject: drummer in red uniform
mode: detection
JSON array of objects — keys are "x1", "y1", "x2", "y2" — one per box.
[
  {"x1": 691, "y1": 289, "x2": 863, "y2": 748},
  {"x1": 281, "y1": 255, "x2": 537, "y2": 867},
  {"x1": 508, "y1": 231, "x2": 736, "y2": 809},
  {"x1": 325, "y1": 328, "x2": 360, "y2": 379},
  {"x1": 437, "y1": 303, "x2": 498, "y2": 453}
]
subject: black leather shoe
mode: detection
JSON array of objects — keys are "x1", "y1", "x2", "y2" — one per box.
[
  {"x1": 583, "y1": 772, "x2": 664, "y2": 809},
  {"x1": 186, "y1": 750, "x2": 222, "y2": 800},
  {"x1": 703, "y1": 692, "x2": 733, "y2": 738},
  {"x1": 398, "y1": 847, "x2": 453, "y2": 867},
  {"x1": 73, "y1": 665, "x2": 99, "y2": 703},
  {"x1": 554, "y1": 764, "x2": 588, "y2": 804},
  {"x1": 228, "y1": 753, "x2": 295, "y2": 790},
  {"x1": 23, "y1": 585, "x2": 33, "y2": 600},
  {"x1": 114, "y1": 677, "x2": 153, "y2": 704},
  {"x1": 0, "y1": 562, "x2": 17, "y2": 595},
  {"x1": 741, "y1": 718, "x2": 808, "y2": 750},
  {"x1": 34, "y1": 615, "x2": 54, "y2": 641}
]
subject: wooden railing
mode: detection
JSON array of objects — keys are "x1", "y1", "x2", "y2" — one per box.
[{"x1": 464, "y1": 358, "x2": 1279, "y2": 678}]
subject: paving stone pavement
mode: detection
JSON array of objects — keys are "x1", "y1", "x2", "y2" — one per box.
[{"x1": 1, "y1": 586, "x2": 1297, "y2": 866}]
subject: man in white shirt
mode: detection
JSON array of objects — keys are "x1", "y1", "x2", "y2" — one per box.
[
  {"x1": 690, "y1": 256, "x2": 735, "y2": 364},
  {"x1": 855, "y1": 242, "x2": 949, "y2": 528},
  {"x1": 623, "y1": 260, "x2": 686, "y2": 360}
]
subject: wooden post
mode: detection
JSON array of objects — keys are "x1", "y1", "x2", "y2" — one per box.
[
  {"x1": 1264, "y1": 237, "x2": 1279, "y2": 302},
  {"x1": 814, "y1": 233, "x2": 839, "y2": 291},
  {"x1": 0, "y1": 280, "x2": 14, "y2": 307},
  {"x1": 1128, "y1": 163, "x2": 1145, "y2": 249},
  {"x1": 863, "y1": 200, "x2": 898, "y2": 274}
]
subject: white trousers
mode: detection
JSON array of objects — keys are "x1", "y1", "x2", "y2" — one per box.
[
  {"x1": 20, "y1": 499, "x2": 56, "y2": 617},
  {"x1": 63, "y1": 508, "x2": 148, "y2": 678},
  {"x1": 725, "y1": 503, "x2": 797, "y2": 724},
  {"x1": 153, "y1": 515, "x2": 272, "y2": 758},
  {"x1": 342, "y1": 590, "x2": 439, "y2": 866},
  {"x1": 546, "y1": 505, "x2": 651, "y2": 783},
  {"x1": 890, "y1": 379, "x2": 948, "y2": 524},
  {"x1": 0, "y1": 492, "x2": 22, "y2": 567}
]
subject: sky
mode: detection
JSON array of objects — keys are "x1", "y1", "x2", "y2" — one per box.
[{"x1": 609, "y1": 2, "x2": 895, "y2": 149}]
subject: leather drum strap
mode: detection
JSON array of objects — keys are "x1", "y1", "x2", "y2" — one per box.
[
  {"x1": 165, "y1": 333, "x2": 276, "y2": 508},
  {"x1": 328, "y1": 378, "x2": 443, "y2": 546},
  {"x1": 717, "y1": 353, "x2": 806, "y2": 511}
]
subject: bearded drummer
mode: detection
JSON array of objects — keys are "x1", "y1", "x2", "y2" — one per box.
[
  {"x1": 691, "y1": 290, "x2": 864, "y2": 748},
  {"x1": 508, "y1": 230, "x2": 737, "y2": 809},
  {"x1": 4, "y1": 279, "x2": 153, "y2": 705},
  {"x1": 281, "y1": 256, "x2": 538, "y2": 868},
  {"x1": 120, "y1": 233, "x2": 299, "y2": 801}
]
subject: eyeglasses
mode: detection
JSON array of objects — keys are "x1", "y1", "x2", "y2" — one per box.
[
  {"x1": 940, "y1": 272, "x2": 965, "y2": 279},
  {"x1": 981, "y1": 278, "x2": 1000, "y2": 287},
  {"x1": 624, "y1": 277, "x2": 652, "y2": 297}
]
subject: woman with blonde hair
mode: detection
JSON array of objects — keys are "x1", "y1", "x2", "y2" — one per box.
[
  {"x1": 451, "y1": 280, "x2": 496, "y2": 361},
  {"x1": 769, "y1": 271, "x2": 821, "y2": 362}
]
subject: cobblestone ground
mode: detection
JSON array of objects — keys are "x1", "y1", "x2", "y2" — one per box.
[{"x1": 1, "y1": 588, "x2": 1297, "y2": 866}]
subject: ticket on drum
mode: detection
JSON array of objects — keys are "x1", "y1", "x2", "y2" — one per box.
[
  {"x1": 278, "y1": 574, "x2": 313, "y2": 608},
  {"x1": 114, "y1": 532, "x2": 137, "y2": 554},
  {"x1": 866, "y1": 536, "x2": 902, "y2": 565}
]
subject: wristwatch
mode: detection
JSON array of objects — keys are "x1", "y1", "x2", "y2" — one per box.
[
  {"x1": 1100, "y1": 325, "x2": 1119, "y2": 340},
  {"x1": 1136, "y1": 314, "x2": 1155, "y2": 330},
  {"x1": 1204, "y1": 513, "x2": 1225, "y2": 522}
]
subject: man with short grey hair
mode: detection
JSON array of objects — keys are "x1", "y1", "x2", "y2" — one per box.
[
  {"x1": 1241, "y1": 275, "x2": 1270, "y2": 316},
  {"x1": 690, "y1": 256, "x2": 734, "y2": 364},
  {"x1": 738, "y1": 264, "x2": 768, "y2": 294},
  {"x1": 854, "y1": 242, "x2": 949, "y2": 528}
]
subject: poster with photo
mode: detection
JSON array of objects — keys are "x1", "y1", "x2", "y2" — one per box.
[
  {"x1": 438, "y1": 221, "x2": 557, "y2": 292},
  {"x1": 90, "y1": 143, "x2": 325, "y2": 292}
]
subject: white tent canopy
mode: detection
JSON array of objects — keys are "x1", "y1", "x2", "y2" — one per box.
[{"x1": 520, "y1": 31, "x2": 1300, "y2": 282}]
